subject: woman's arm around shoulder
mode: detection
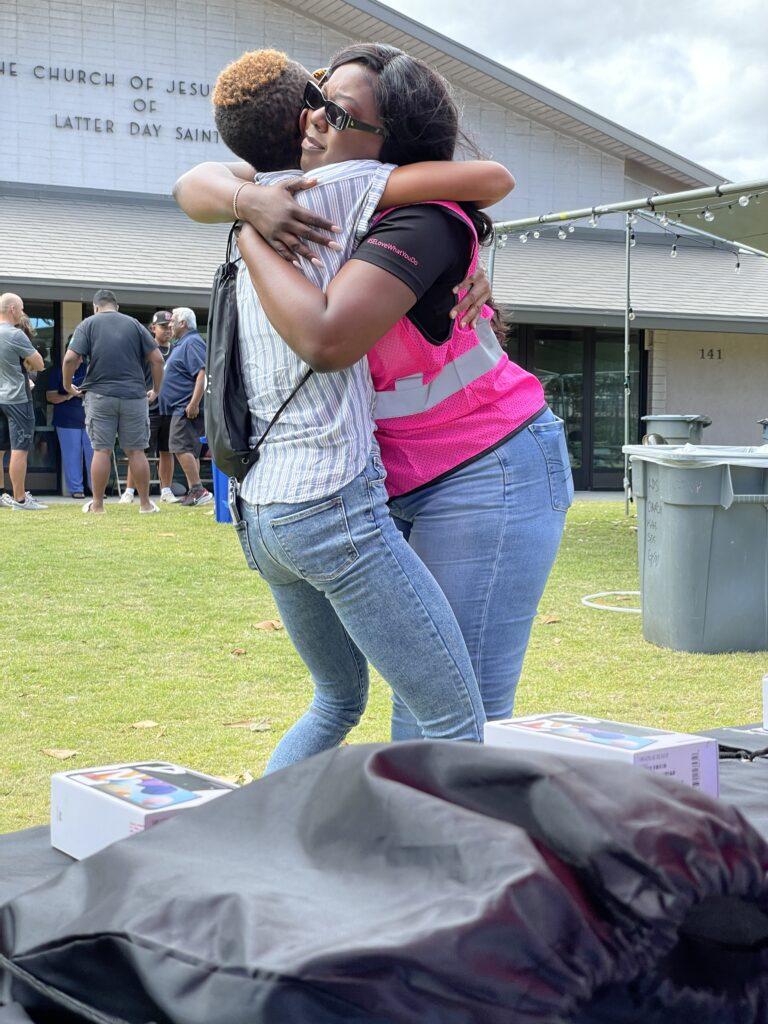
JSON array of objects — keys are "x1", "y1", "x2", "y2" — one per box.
[{"x1": 379, "y1": 160, "x2": 514, "y2": 210}]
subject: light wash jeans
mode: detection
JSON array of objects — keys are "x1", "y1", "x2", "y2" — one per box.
[
  {"x1": 388, "y1": 408, "x2": 574, "y2": 739},
  {"x1": 232, "y1": 453, "x2": 485, "y2": 773}
]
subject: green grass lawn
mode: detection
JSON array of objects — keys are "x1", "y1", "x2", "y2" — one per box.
[{"x1": 1, "y1": 500, "x2": 763, "y2": 833}]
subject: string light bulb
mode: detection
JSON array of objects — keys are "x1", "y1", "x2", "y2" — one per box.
[
  {"x1": 659, "y1": 212, "x2": 669, "y2": 227},
  {"x1": 567, "y1": 224, "x2": 575, "y2": 233},
  {"x1": 738, "y1": 195, "x2": 750, "y2": 207},
  {"x1": 532, "y1": 229, "x2": 541, "y2": 239},
  {"x1": 703, "y1": 208, "x2": 715, "y2": 222},
  {"x1": 670, "y1": 238, "x2": 678, "y2": 259},
  {"x1": 735, "y1": 254, "x2": 741, "y2": 274},
  {"x1": 499, "y1": 233, "x2": 508, "y2": 248},
  {"x1": 628, "y1": 212, "x2": 638, "y2": 225},
  {"x1": 519, "y1": 232, "x2": 529, "y2": 243},
  {"x1": 557, "y1": 227, "x2": 567, "y2": 240},
  {"x1": 588, "y1": 213, "x2": 598, "y2": 227},
  {"x1": 630, "y1": 229, "x2": 636, "y2": 248},
  {"x1": 628, "y1": 307, "x2": 636, "y2": 321}
]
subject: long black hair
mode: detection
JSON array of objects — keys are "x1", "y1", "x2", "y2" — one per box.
[{"x1": 327, "y1": 43, "x2": 494, "y2": 246}]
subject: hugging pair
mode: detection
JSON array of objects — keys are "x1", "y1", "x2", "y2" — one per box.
[{"x1": 175, "y1": 44, "x2": 569, "y2": 771}]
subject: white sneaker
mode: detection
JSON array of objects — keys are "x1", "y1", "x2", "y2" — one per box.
[
  {"x1": 25, "y1": 492, "x2": 49, "y2": 509},
  {"x1": 119, "y1": 489, "x2": 135, "y2": 504},
  {"x1": 161, "y1": 489, "x2": 180, "y2": 503},
  {"x1": 0, "y1": 493, "x2": 11, "y2": 507},
  {"x1": 10, "y1": 495, "x2": 48, "y2": 510}
]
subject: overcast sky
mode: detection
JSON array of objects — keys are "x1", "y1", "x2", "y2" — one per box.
[{"x1": 389, "y1": 0, "x2": 767, "y2": 183}]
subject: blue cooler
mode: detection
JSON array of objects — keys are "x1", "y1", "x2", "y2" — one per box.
[{"x1": 200, "y1": 437, "x2": 232, "y2": 524}]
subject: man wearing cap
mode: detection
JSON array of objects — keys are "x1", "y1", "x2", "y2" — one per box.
[{"x1": 121, "y1": 310, "x2": 179, "y2": 504}]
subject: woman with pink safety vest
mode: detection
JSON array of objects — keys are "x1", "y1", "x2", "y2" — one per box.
[{"x1": 235, "y1": 43, "x2": 574, "y2": 734}]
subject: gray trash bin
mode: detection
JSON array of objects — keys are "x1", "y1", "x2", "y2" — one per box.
[
  {"x1": 641, "y1": 414, "x2": 711, "y2": 445},
  {"x1": 626, "y1": 445, "x2": 768, "y2": 653}
]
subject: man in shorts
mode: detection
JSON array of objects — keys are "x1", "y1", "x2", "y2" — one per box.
[
  {"x1": 121, "y1": 310, "x2": 179, "y2": 504},
  {"x1": 63, "y1": 289, "x2": 165, "y2": 514},
  {"x1": 159, "y1": 308, "x2": 211, "y2": 506},
  {"x1": 0, "y1": 292, "x2": 47, "y2": 510}
]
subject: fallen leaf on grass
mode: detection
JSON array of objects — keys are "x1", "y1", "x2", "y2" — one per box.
[
  {"x1": 254, "y1": 620, "x2": 283, "y2": 631},
  {"x1": 553, "y1": 637, "x2": 562, "y2": 645},
  {"x1": 231, "y1": 647, "x2": 247, "y2": 656},
  {"x1": 158, "y1": 532, "x2": 177, "y2": 538},
  {"x1": 218, "y1": 770, "x2": 255, "y2": 786},
  {"x1": 224, "y1": 719, "x2": 272, "y2": 732},
  {"x1": 42, "y1": 748, "x2": 78, "y2": 760},
  {"x1": 540, "y1": 614, "x2": 561, "y2": 625},
  {"x1": 131, "y1": 720, "x2": 160, "y2": 729}
]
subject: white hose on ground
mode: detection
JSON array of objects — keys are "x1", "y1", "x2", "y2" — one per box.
[{"x1": 581, "y1": 591, "x2": 642, "y2": 614}]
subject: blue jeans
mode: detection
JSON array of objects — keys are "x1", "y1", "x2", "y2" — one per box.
[
  {"x1": 388, "y1": 408, "x2": 573, "y2": 739},
  {"x1": 56, "y1": 426, "x2": 93, "y2": 493},
  {"x1": 233, "y1": 454, "x2": 485, "y2": 773}
]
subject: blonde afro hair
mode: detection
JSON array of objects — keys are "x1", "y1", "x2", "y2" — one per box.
[{"x1": 213, "y1": 49, "x2": 309, "y2": 171}]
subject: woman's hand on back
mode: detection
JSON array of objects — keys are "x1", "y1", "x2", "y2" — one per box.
[
  {"x1": 450, "y1": 265, "x2": 492, "y2": 329},
  {"x1": 239, "y1": 178, "x2": 343, "y2": 265}
]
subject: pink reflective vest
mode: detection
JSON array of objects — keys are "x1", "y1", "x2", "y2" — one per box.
[{"x1": 367, "y1": 201, "x2": 546, "y2": 497}]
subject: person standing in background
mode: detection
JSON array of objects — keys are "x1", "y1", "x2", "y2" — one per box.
[
  {"x1": 63, "y1": 289, "x2": 165, "y2": 515},
  {"x1": 46, "y1": 335, "x2": 93, "y2": 500},
  {"x1": 0, "y1": 292, "x2": 47, "y2": 510},
  {"x1": 159, "y1": 307, "x2": 211, "y2": 507},
  {"x1": 121, "y1": 310, "x2": 179, "y2": 504}
]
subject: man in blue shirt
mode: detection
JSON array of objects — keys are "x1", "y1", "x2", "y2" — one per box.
[
  {"x1": 159, "y1": 308, "x2": 211, "y2": 506},
  {"x1": 46, "y1": 350, "x2": 92, "y2": 499}
]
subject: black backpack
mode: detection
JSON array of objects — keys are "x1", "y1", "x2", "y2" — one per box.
[{"x1": 204, "y1": 223, "x2": 311, "y2": 482}]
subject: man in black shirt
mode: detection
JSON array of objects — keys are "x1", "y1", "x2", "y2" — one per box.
[{"x1": 63, "y1": 289, "x2": 165, "y2": 515}]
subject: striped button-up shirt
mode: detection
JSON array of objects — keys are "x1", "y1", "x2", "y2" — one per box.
[{"x1": 238, "y1": 159, "x2": 394, "y2": 506}]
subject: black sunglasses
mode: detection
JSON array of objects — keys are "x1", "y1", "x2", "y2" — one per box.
[{"x1": 302, "y1": 79, "x2": 387, "y2": 138}]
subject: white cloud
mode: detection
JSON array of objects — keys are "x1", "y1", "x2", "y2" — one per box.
[{"x1": 388, "y1": 0, "x2": 768, "y2": 182}]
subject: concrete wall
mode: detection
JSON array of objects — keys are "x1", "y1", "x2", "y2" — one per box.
[
  {"x1": 649, "y1": 329, "x2": 768, "y2": 445},
  {"x1": 0, "y1": 0, "x2": 643, "y2": 218}
]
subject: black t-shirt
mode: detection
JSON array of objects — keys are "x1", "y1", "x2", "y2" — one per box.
[
  {"x1": 351, "y1": 205, "x2": 473, "y2": 344},
  {"x1": 70, "y1": 311, "x2": 157, "y2": 399}
]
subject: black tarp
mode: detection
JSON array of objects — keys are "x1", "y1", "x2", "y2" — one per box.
[{"x1": 3, "y1": 743, "x2": 768, "y2": 1023}]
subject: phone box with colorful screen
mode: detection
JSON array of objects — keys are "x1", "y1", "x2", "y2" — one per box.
[
  {"x1": 484, "y1": 713, "x2": 719, "y2": 797},
  {"x1": 51, "y1": 761, "x2": 238, "y2": 859}
]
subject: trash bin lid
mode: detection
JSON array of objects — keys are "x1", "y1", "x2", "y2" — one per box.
[
  {"x1": 624, "y1": 443, "x2": 768, "y2": 468},
  {"x1": 641, "y1": 414, "x2": 712, "y2": 426}
]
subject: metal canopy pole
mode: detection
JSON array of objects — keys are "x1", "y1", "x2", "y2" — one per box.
[
  {"x1": 487, "y1": 229, "x2": 498, "y2": 290},
  {"x1": 491, "y1": 176, "x2": 768, "y2": 243},
  {"x1": 623, "y1": 213, "x2": 632, "y2": 516}
]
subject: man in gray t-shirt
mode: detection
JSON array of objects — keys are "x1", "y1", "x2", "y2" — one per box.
[
  {"x1": 63, "y1": 289, "x2": 165, "y2": 515},
  {"x1": 0, "y1": 292, "x2": 46, "y2": 510}
]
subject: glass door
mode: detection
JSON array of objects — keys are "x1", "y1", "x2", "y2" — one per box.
[
  {"x1": 508, "y1": 324, "x2": 645, "y2": 490},
  {"x1": 25, "y1": 302, "x2": 59, "y2": 494},
  {"x1": 528, "y1": 327, "x2": 588, "y2": 490},
  {"x1": 591, "y1": 330, "x2": 641, "y2": 489}
]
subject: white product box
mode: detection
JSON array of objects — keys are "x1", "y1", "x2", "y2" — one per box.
[
  {"x1": 485, "y1": 713, "x2": 719, "y2": 797},
  {"x1": 51, "y1": 761, "x2": 237, "y2": 860}
]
